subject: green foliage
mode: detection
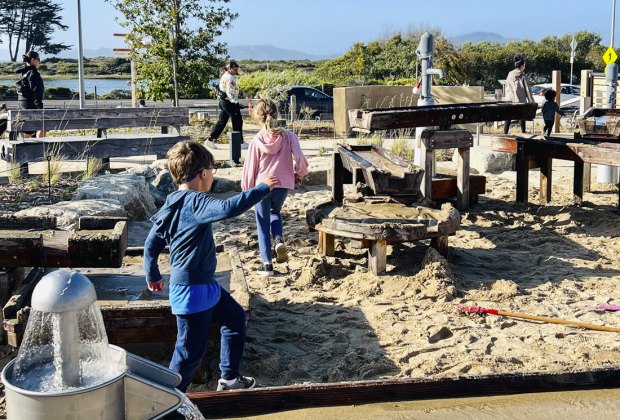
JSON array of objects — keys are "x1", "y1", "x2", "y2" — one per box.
[
  {"x1": 107, "y1": 0, "x2": 237, "y2": 104},
  {"x1": 0, "y1": 85, "x2": 18, "y2": 100},
  {"x1": 100, "y1": 89, "x2": 132, "y2": 100},
  {"x1": 45, "y1": 87, "x2": 76, "y2": 100},
  {"x1": 238, "y1": 70, "x2": 323, "y2": 98},
  {"x1": 0, "y1": 0, "x2": 70, "y2": 62}
]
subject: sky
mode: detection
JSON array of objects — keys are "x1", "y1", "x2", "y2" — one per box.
[{"x1": 4, "y1": 0, "x2": 620, "y2": 58}]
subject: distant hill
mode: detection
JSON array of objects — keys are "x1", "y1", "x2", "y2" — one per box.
[
  {"x1": 450, "y1": 32, "x2": 516, "y2": 45},
  {"x1": 228, "y1": 45, "x2": 336, "y2": 61}
]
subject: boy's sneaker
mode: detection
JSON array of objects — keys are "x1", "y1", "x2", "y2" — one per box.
[
  {"x1": 216, "y1": 375, "x2": 256, "y2": 391},
  {"x1": 257, "y1": 262, "x2": 274, "y2": 276},
  {"x1": 274, "y1": 236, "x2": 288, "y2": 263}
]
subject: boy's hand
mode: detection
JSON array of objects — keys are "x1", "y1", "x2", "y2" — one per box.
[
  {"x1": 147, "y1": 280, "x2": 164, "y2": 292},
  {"x1": 260, "y1": 176, "x2": 281, "y2": 190}
]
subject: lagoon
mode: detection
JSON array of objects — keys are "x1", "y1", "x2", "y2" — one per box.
[{"x1": 0, "y1": 78, "x2": 130, "y2": 95}]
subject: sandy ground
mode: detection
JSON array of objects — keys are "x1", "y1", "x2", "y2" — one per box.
[{"x1": 208, "y1": 157, "x2": 620, "y2": 389}]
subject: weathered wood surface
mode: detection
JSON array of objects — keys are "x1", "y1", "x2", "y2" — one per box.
[
  {"x1": 1, "y1": 133, "x2": 189, "y2": 163},
  {"x1": 0, "y1": 214, "x2": 56, "y2": 230},
  {"x1": 337, "y1": 145, "x2": 424, "y2": 195},
  {"x1": 67, "y1": 220, "x2": 128, "y2": 268},
  {"x1": 576, "y1": 107, "x2": 620, "y2": 138},
  {"x1": 3, "y1": 267, "x2": 44, "y2": 347},
  {"x1": 187, "y1": 367, "x2": 620, "y2": 418},
  {"x1": 349, "y1": 102, "x2": 537, "y2": 132},
  {"x1": 421, "y1": 129, "x2": 473, "y2": 150},
  {"x1": 7, "y1": 107, "x2": 189, "y2": 132},
  {"x1": 431, "y1": 175, "x2": 486, "y2": 200}
]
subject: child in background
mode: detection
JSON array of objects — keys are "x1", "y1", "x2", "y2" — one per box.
[
  {"x1": 144, "y1": 140, "x2": 280, "y2": 392},
  {"x1": 242, "y1": 99, "x2": 309, "y2": 276},
  {"x1": 542, "y1": 89, "x2": 565, "y2": 137}
]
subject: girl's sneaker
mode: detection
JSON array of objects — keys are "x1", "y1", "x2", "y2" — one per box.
[
  {"x1": 274, "y1": 236, "x2": 288, "y2": 263},
  {"x1": 257, "y1": 262, "x2": 274, "y2": 276}
]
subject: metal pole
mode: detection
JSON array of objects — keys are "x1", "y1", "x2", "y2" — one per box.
[
  {"x1": 171, "y1": 0, "x2": 179, "y2": 107},
  {"x1": 76, "y1": 0, "x2": 85, "y2": 109},
  {"x1": 613, "y1": 0, "x2": 617, "y2": 48}
]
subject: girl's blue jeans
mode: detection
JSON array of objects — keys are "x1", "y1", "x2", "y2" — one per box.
[
  {"x1": 255, "y1": 187, "x2": 289, "y2": 262},
  {"x1": 169, "y1": 288, "x2": 247, "y2": 392}
]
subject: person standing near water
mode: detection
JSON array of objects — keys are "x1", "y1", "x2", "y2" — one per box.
[{"x1": 15, "y1": 50, "x2": 45, "y2": 138}]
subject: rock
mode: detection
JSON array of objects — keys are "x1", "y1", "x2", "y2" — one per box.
[
  {"x1": 120, "y1": 165, "x2": 157, "y2": 179},
  {"x1": 151, "y1": 159, "x2": 169, "y2": 171},
  {"x1": 454, "y1": 146, "x2": 514, "y2": 174},
  {"x1": 150, "y1": 169, "x2": 176, "y2": 206},
  {"x1": 211, "y1": 177, "x2": 241, "y2": 193},
  {"x1": 73, "y1": 174, "x2": 157, "y2": 220},
  {"x1": 14, "y1": 199, "x2": 125, "y2": 229}
]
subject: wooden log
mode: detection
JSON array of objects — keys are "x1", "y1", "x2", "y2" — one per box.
[
  {"x1": 540, "y1": 158, "x2": 553, "y2": 204},
  {"x1": 2, "y1": 134, "x2": 189, "y2": 163},
  {"x1": 368, "y1": 240, "x2": 387, "y2": 275},
  {"x1": 187, "y1": 367, "x2": 620, "y2": 418},
  {"x1": 457, "y1": 147, "x2": 470, "y2": 211},
  {"x1": 349, "y1": 102, "x2": 538, "y2": 132}
]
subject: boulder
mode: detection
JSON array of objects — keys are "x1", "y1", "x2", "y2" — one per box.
[
  {"x1": 14, "y1": 199, "x2": 125, "y2": 229},
  {"x1": 150, "y1": 169, "x2": 176, "y2": 206},
  {"x1": 121, "y1": 164, "x2": 157, "y2": 179},
  {"x1": 73, "y1": 174, "x2": 157, "y2": 220},
  {"x1": 454, "y1": 146, "x2": 514, "y2": 174}
]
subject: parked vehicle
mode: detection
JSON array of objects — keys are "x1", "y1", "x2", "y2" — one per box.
[
  {"x1": 531, "y1": 83, "x2": 580, "y2": 109},
  {"x1": 278, "y1": 86, "x2": 333, "y2": 119}
]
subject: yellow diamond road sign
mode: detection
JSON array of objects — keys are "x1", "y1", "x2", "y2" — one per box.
[{"x1": 603, "y1": 46, "x2": 618, "y2": 65}]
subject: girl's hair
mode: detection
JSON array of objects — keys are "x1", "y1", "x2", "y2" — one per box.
[
  {"x1": 253, "y1": 99, "x2": 283, "y2": 135},
  {"x1": 166, "y1": 140, "x2": 214, "y2": 185},
  {"x1": 22, "y1": 50, "x2": 40, "y2": 64},
  {"x1": 514, "y1": 54, "x2": 525, "y2": 68}
]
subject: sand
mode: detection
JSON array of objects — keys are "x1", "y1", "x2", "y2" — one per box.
[{"x1": 208, "y1": 157, "x2": 620, "y2": 389}]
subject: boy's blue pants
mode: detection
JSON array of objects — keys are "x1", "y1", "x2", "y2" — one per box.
[
  {"x1": 255, "y1": 188, "x2": 289, "y2": 262},
  {"x1": 170, "y1": 288, "x2": 247, "y2": 392}
]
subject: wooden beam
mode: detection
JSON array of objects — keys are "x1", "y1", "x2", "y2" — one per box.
[
  {"x1": 539, "y1": 158, "x2": 553, "y2": 204},
  {"x1": 187, "y1": 367, "x2": 620, "y2": 418},
  {"x1": 456, "y1": 147, "x2": 470, "y2": 211},
  {"x1": 430, "y1": 235, "x2": 449, "y2": 257},
  {"x1": 552, "y1": 70, "x2": 561, "y2": 134},
  {"x1": 2, "y1": 134, "x2": 189, "y2": 163},
  {"x1": 583, "y1": 162, "x2": 592, "y2": 192},
  {"x1": 515, "y1": 142, "x2": 530, "y2": 203},
  {"x1": 421, "y1": 129, "x2": 473, "y2": 150},
  {"x1": 331, "y1": 152, "x2": 344, "y2": 204},
  {"x1": 573, "y1": 161, "x2": 584, "y2": 206},
  {"x1": 368, "y1": 240, "x2": 387, "y2": 275},
  {"x1": 420, "y1": 144, "x2": 433, "y2": 200},
  {"x1": 431, "y1": 175, "x2": 486, "y2": 200}
]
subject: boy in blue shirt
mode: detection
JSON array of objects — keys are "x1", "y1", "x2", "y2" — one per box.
[{"x1": 144, "y1": 140, "x2": 279, "y2": 392}]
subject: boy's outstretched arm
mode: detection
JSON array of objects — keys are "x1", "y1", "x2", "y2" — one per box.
[
  {"x1": 194, "y1": 176, "x2": 280, "y2": 224},
  {"x1": 144, "y1": 223, "x2": 166, "y2": 292}
]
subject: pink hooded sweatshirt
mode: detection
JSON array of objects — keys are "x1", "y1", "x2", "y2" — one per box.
[{"x1": 242, "y1": 128, "x2": 309, "y2": 191}]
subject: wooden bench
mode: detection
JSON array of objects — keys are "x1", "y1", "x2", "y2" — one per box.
[{"x1": 1, "y1": 107, "x2": 190, "y2": 174}]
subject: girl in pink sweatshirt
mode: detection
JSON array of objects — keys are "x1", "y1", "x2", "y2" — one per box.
[{"x1": 242, "y1": 99, "x2": 309, "y2": 276}]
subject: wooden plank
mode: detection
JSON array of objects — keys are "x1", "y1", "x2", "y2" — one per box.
[
  {"x1": 67, "y1": 220, "x2": 128, "y2": 268},
  {"x1": 515, "y1": 142, "x2": 530, "y2": 203},
  {"x1": 457, "y1": 147, "x2": 470, "y2": 211},
  {"x1": 583, "y1": 162, "x2": 592, "y2": 193},
  {"x1": 491, "y1": 136, "x2": 518, "y2": 154},
  {"x1": 0, "y1": 214, "x2": 56, "y2": 230},
  {"x1": 420, "y1": 145, "x2": 433, "y2": 200},
  {"x1": 568, "y1": 143, "x2": 620, "y2": 165},
  {"x1": 421, "y1": 129, "x2": 473, "y2": 150},
  {"x1": 540, "y1": 158, "x2": 553, "y2": 204},
  {"x1": 431, "y1": 175, "x2": 486, "y2": 199},
  {"x1": 318, "y1": 231, "x2": 335, "y2": 257},
  {"x1": 368, "y1": 240, "x2": 387, "y2": 275},
  {"x1": 0, "y1": 232, "x2": 44, "y2": 266},
  {"x1": 573, "y1": 161, "x2": 584, "y2": 206},
  {"x1": 349, "y1": 102, "x2": 538, "y2": 132},
  {"x1": 7, "y1": 108, "x2": 189, "y2": 132},
  {"x1": 2, "y1": 134, "x2": 189, "y2": 163},
  {"x1": 430, "y1": 235, "x2": 449, "y2": 257},
  {"x1": 228, "y1": 246, "x2": 251, "y2": 313},
  {"x1": 187, "y1": 367, "x2": 620, "y2": 418},
  {"x1": 331, "y1": 151, "x2": 344, "y2": 204}
]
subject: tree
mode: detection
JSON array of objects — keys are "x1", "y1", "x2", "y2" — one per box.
[
  {"x1": 107, "y1": 0, "x2": 237, "y2": 104},
  {"x1": 0, "y1": 0, "x2": 70, "y2": 62}
]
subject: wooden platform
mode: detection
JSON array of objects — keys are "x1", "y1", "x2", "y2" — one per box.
[
  {"x1": 307, "y1": 198, "x2": 460, "y2": 275},
  {"x1": 2, "y1": 247, "x2": 249, "y2": 347}
]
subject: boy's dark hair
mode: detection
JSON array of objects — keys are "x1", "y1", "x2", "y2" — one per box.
[
  {"x1": 544, "y1": 89, "x2": 556, "y2": 101},
  {"x1": 167, "y1": 141, "x2": 214, "y2": 185}
]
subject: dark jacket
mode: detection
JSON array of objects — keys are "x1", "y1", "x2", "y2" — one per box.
[
  {"x1": 144, "y1": 184, "x2": 270, "y2": 286},
  {"x1": 15, "y1": 65, "x2": 44, "y2": 109},
  {"x1": 542, "y1": 100, "x2": 564, "y2": 121}
]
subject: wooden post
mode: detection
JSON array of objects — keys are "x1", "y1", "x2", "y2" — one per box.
[
  {"x1": 457, "y1": 147, "x2": 470, "y2": 211},
  {"x1": 430, "y1": 235, "x2": 449, "y2": 257},
  {"x1": 331, "y1": 152, "x2": 344, "y2": 204},
  {"x1": 573, "y1": 161, "x2": 584, "y2": 205},
  {"x1": 540, "y1": 158, "x2": 553, "y2": 204},
  {"x1": 583, "y1": 163, "x2": 591, "y2": 193},
  {"x1": 318, "y1": 231, "x2": 335, "y2": 257},
  {"x1": 552, "y1": 70, "x2": 561, "y2": 134},
  {"x1": 19, "y1": 162, "x2": 29, "y2": 176},
  {"x1": 515, "y1": 142, "x2": 529, "y2": 203},
  {"x1": 101, "y1": 157, "x2": 111, "y2": 172},
  {"x1": 368, "y1": 240, "x2": 387, "y2": 275},
  {"x1": 420, "y1": 144, "x2": 433, "y2": 200},
  {"x1": 289, "y1": 95, "x2": 297, "y2": 123}
]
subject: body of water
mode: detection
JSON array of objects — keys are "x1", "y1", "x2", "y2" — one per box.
[{"x1": 0, "y1": 78, "x2": 130, "y2": 95}]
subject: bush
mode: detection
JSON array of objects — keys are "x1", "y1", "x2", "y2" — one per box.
[
  {"x1": 0, "y1": 84, "x2": 18, "y2": 100},
  {"x1": 45, "y1": 87, "x2": 77, "y2": 100},
  {"x1": 100, "y1": 89, "x2": 132, "y2": 99}
]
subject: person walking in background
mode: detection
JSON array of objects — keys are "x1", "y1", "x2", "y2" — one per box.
[
  {"x1": 541, "y1": 89, "x2": 565, "y2": 137},
  {"x1": 206, "y1": 61, "x2": 244, "y2": 149},
  {"x1": 15, "y1": 50, "x2": 45, "y2": 138},
  {"x1": 242, "y1": 99, "x2": 309, "y2": 276},
  {"x1": 503, "y1": 54, "x2": 534, "y2": 134}
]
